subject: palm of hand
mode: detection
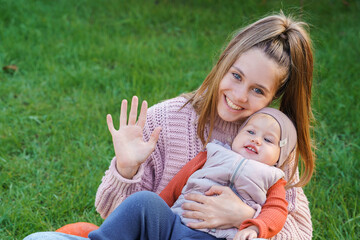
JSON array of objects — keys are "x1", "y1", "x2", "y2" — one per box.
[
  {"x1": 112, "y1": 125, "x2": 155, "y2": 168},
  {"x1": 107, "y1": 96, "x2": 161, "y2": 178}
]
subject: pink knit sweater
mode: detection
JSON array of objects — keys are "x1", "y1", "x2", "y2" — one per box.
[{"x1": 95, "y1": 97, "x2": 313, "y2": 239}]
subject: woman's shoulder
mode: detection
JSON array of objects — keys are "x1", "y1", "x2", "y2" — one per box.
[
  {"x1": 146, "y1": 96, "x2": 199, "y2": 140},
  {"x1": 150, "y1": 96, "x2": 189, "y2": 108},
  {"x1": 148, "y1": 96, "x2": 196, "y2": 118}
]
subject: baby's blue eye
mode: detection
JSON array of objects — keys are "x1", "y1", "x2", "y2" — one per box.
[
  {"x1": 247, "y1": 130, "x2": 255, "y2": 134},
  {"x1": 264, "y1": 138, "x2": 273, "y2": 143}
]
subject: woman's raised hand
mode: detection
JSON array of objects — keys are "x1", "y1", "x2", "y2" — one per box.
[{"x1": 107, "y1": 96, "x2": 161, "y2": 179}]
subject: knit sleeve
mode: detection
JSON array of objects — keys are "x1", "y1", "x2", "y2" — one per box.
[
  {"x1": 271, "y1": 156, "x2": 312, "y2": 239},
  {"x1": 239, "y1": 179, "x2": 288, "y2": 239},
  {"x1": 272, "y1": 187, "x2": 312, "y2": 240},
  {"x1": 94, "y1": 100, "x2": 167, "y2": 219},
  {"x1": 271, "y1": 174, "x2": 313, "y2": 239},
  {"x1": 94, "y1": 157, "x2": 145, "y2": 219},
  {"x1": 159, "y1": 151, "x2": 207, "y2": 206}
]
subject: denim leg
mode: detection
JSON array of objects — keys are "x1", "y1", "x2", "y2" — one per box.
[
  {"x1": 89, "y1": 191, "x2": 219, "y2": 240},
  {"x1": 23, "y1": 232, "x2": 89, "y2": 240},
  {"x1": 88, "y1": 191, "x2": 171, "y2": 240}
]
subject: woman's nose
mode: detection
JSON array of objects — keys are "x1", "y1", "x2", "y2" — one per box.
[{"x1": 235, "y1": 86, "x2": 248, "y2": 103}]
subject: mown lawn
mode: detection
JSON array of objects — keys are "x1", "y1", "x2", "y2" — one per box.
[{"x1": 0, "y1": 0, "x2": 359, "y2": 239}]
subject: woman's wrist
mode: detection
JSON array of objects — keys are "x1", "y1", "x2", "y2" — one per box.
[
  {"x1": 233, "y1": 200, "x2": 256, "y2": 228},
  {"x1": 116, "y1": 161, "x2": 140, "y2": 179}
]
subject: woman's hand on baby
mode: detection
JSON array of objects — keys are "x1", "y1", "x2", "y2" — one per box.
[
  {"x1": 182, "y1": 185, "x2": 255, "y2": 229},
  {"x1": 107, "y1": 96, "x2": 161, "y2": 179}
]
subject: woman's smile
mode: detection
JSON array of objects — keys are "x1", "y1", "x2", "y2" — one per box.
[{"x1": 225, "y1": 95, "x2": 243, "y2": 111}]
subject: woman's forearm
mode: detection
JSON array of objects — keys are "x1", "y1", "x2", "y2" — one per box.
[{"x1": 95, "y1": 158, "x2": 144, "y2": 219}]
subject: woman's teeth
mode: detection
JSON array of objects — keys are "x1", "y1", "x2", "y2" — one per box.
[{"x1": 226, "y1": 96, "x2": 242, "y2": 110}]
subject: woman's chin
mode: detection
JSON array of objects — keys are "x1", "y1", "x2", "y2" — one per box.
[{"x1": 217, "y1": 109, "x2": 248, "y2": 123}]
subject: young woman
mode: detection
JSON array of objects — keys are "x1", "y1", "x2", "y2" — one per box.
[{"x1": 24, "y1": 12, "x2": 315, "y2": 240}]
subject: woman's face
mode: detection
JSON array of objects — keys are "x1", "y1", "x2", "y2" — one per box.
[{"x1": 217, "y1": 48, "x2": 281, "y2": 123}]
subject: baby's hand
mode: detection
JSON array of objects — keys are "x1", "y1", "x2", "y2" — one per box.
[{"x1": 234, "y1": 225, "x2": 259, "y2": 240}]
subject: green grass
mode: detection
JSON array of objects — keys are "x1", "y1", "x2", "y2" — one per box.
[{"x1": 0, "y1": 0, "x2": 359, "y2": 239}]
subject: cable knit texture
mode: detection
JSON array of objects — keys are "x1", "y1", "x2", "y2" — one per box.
[{"x1": 95, "y1": 96, "x2": 313, "y2": 239}]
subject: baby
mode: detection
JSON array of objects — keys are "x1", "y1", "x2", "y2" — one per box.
[{"x1": 171, "y1": 107, "x2": 297, "y2": 239}]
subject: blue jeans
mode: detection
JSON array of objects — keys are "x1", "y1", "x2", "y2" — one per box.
[
  {"x1": 24, "y1": 233, "x2": 265, "y2": 240},
  {"x1": 24, "y1": 191, "x2": 221, "y2": 240},
  {"x1": 24, "y1": 232, "x2": 88, "y2": 240}
]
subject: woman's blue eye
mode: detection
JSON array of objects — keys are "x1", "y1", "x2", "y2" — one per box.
[
  {"x1": 254, "y1": 88, "x2": 264, "y2": 95},
  {"x1": 247, "y1": 130, "x2": 255, "y2": 134},
  {"x1": 232, "y1": 73, "x2": 241, "y2": 80}
]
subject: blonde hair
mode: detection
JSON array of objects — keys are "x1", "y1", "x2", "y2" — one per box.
[{"x1": 183, "y1": 12, "x2": 315, "y2": 188}]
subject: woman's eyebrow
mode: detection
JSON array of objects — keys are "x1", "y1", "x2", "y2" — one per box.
[
  {"x1": 232, "y1": 66, "x2": 246, "y2": 78},
  {"x1": 255, "y1": 83, "x2": 270, "y2": 94}
]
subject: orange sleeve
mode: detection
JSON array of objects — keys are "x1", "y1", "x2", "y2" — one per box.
[
  {"x1": 159, "y1": 151, "x2": 207, "y2": 207},
  {"x1": 239, "y1": 178, "x2": 288, "y2": 239}
]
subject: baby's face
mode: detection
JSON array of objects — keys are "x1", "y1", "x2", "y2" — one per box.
[{"x1": 232, "y1": 114, "x2": 281, "y2": 166}]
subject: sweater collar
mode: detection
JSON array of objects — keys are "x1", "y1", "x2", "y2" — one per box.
[{"x1": 205, "y1": 115, "x2": 243, "y2": 146}]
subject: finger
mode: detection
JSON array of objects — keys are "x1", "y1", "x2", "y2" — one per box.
[
  {"x1": 137, "y1": 100, "x2": 148, "y2": 128},
  {"x1": 233, "y1": 232, "x2": 241, "y2": 240},
  {"x1": 148, "y1": 126, "x2": 161, "y2": 147},
  {"x1": 106, "y1": 114, "x2": 116, "y2": 134},
  {"x1": 237, "y1": 233, "x2": 246, "y2": 240},
  {"x1": 249, "y1": 232, "x2": 257, "y2": 239},
  {"x1": 120, "y1": 99, "x2": 128, "y2": 127},
  {"x1": 186, "y1": 219, "x2": 215, "y2": 230},
  {"x1": 128, "y1": 96, "x2": 138, "y2": 125},
  {"x1": 182, "y1": 210, "x2": 204, "y2": 221},
  {"x1": 204, "y1": 185, "x2": 228, "y2": 196},
  {"x1": 184, "y1": 193, "x2": 207, "y2": 204},
  {"x1": 181, "y1": 200, "x2": 207, "y2": 214}
]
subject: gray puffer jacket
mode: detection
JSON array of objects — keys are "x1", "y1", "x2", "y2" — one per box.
[{"x1": 171, "y1": 141, "x2": 284, "y2": 240}]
